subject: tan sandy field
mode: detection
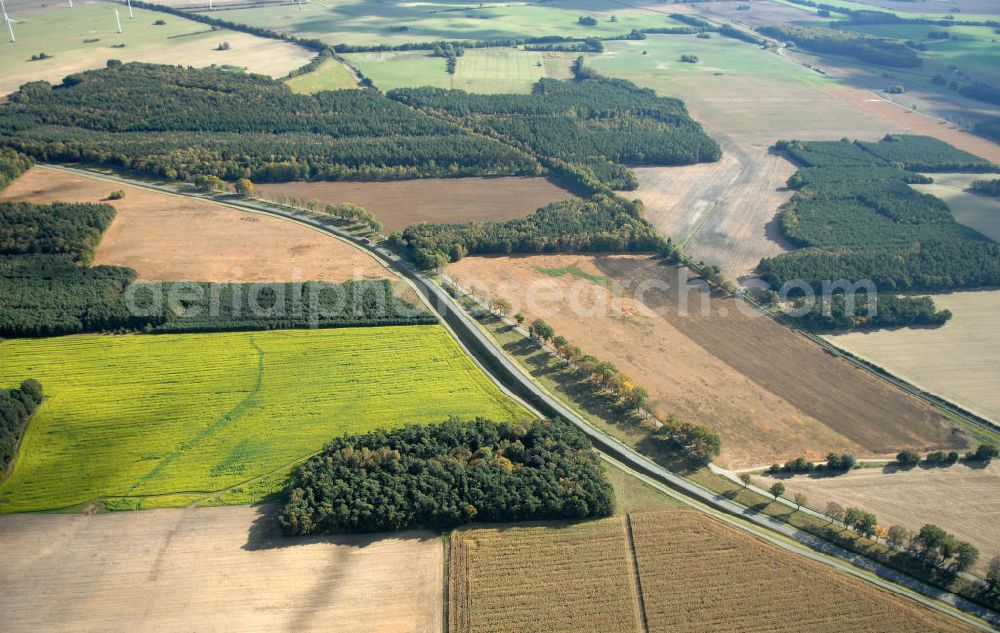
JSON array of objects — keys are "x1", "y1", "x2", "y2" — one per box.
[
  {"x1": 1, "y1": 166, "x2": 393, "y2": 282},
  {"x1": 825, "y1": 290, "x2": 1000, "y2": 424},
  {"x1": 633, "y1": 142, "x2": 797, "y2": 280},
  {"x1": 913, "y1": 173, "x2": 1000, "y2": 243},
  {"x1": 825, "y1": 86, "x2": 1000, "y2": 165},
  {"x1": 0, "y1": 505, "x2": 443, "y2": 633},
  {"x1": 448, "y1": 254, "x2": 966, "y2": 468},
  {"x1": 256, "y1": 176, "x2": 577, "y2": 233},
  {"x1": 756, "y1": 462, "x2": 1000, "y2": 575}
]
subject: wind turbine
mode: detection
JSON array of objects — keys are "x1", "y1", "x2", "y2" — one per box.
[
  {"x1": 126, "y1": 0, "x2": 133, "y2": 18},
  {"x1": 114, "y1": 7, "x2": 122, "y2": 32},
  {"x1": 1, "y1": 0, "x2": 14, "y2": 44}
]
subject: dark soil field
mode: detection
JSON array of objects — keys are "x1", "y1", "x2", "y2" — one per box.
[
  {"x1": 597, "y1": 256, "x2": 967, "y2": 457},
  {"x1": 449, "y1": 254, "x2": 968, "y2": 466},
  {"x1": 255, "y1": 177, "x2": 576, "y2": 233}
]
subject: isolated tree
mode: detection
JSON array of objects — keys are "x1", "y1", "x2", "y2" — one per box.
[
  {"x1": 970, "y1": 442, "x2": 998, "y2": 462},
  {"x1": 493, "y1": 298, "x2": 512, "y2": 316},
  {"x1": 529, "y1": 319, "x2": 554, "y2": 342},
  {"x1": 874, "y1": 525, "x2": 889, "y2": 543},
  {"x1": 234, "y1": 178, "x2": 255, "y2": 197},
  {"x1": 739, "y1": 473, "x2": 752, "y2": 488},
  {"x1": 896, "y1": 450, "x2": 920, "y2": 467},
  {"x1": 953, "y1": 541, "x2": 979, "y2": 573},
  {"x1": 825, "y1": 502, "x2": 844, "y2": 524},
  {"x1": 768, "y1": 482, "x2": 785, "y2": 501},
  {"x1": 793, "y1": 492, "x2": 807, "y2": 511},
  {"x1": 844, "y1": 507, "x2": 863, "y2": 530},
  {"x1": 855, "y1": 512, "x2": 878, "y2": 539},
  {"x1": 987, "y1": 556, "x2": 1000, "y2": 595},
  {"x1": 887, "y1": 525, "x2": 911, "y2": 550},
  {"x1": 552, "y1": 335, "x2": 568, "y2": 348},
  {"x1": 622, "y1": 385, "x2": 648, "y2": 412},
  {"x1": 514, "y1": 312, "x2": 525, "y2": 326}
]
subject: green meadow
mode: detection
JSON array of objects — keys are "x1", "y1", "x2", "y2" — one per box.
[
  {"x1": 0, "y1": 327, "x2": 530, "y2": 513},
  {"x1": 199, "y1": 0, "x2": 688, "y2": 47}
]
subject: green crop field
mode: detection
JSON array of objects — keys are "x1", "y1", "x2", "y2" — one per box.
[
  {"x1": 771, "y1": 0, "x2": 1000, "y2": 23},
  {"x1": 284, "y1": 57, "x2": 359, "y2": 93},
  {"x1": 0, "y1": 1, "x2": 313, "y2": 97},
  {"x1": 840, "y1": 22, "x2": 1000, "y2": 88},
  {"x1": 0, "y1": 326, "x2": 530, "y2": 513},
  {"x1": 585, "y1": 35, "x2": 881, "y2": 143},
  {"x1": 198, "y1": 0, "x2": 687, "y2": 47},
  {"x1": 346, "y1": 47, "x2": 573, "y2": 93}
]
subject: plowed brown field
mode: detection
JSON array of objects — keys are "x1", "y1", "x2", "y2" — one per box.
[
  {"x1": 448, "y1": 254, "x2": 967, "y2": 467},
  {"x1": 255, "y1": 176, "x2": 576, "y2": 233}
]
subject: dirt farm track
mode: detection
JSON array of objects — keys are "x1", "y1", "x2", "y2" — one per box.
[{"x1": 0, "y1": 505, "x2": 443, "y2": 633}]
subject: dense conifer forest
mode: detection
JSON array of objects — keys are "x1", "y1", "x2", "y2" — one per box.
[
  {"x1": 389, "y1": 76, "x2": 721, "y2": 190},
  {"x1": 390, "y1": 194, "x2": 665, "y2": 269},
  {"x1": 760, "y1": 137, "x2": 1000, "y2": 327},
  {"x1": 757, "y1": 24, "x2": 922, "y2": 67},
  {"x1": 0, "y1": 64, "x2": 538, "y2": 182},
  {"x1": 279, "y1": 418, "x2": 614, "y2": 535},
  {"x1": 0, "y1": 380, "x2": 43, "y2": 474}
]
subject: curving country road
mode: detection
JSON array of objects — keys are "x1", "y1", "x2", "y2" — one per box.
[{"x1": 43, "y1": 164, "x2": 999, "y2": 631}]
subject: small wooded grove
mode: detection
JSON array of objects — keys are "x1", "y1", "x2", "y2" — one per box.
[
  {"x1": 756, "y1": 24, "x2": 922, "y2": 67},
  {"x1": 279, "y1": 418, "x2": 614, "y2": 534},
  {"x1": 0, "y1": 147, "x2": 33, "y2": 191},
  {"x1": 390, "y1": 194, "x2": 664, "y2": 269},
  {"x1": 0, "y1": 380, "x2": 42, "y2": 474},
  {"x1": 760, "y1": 137, "x2": 1000, "y2": 307}
]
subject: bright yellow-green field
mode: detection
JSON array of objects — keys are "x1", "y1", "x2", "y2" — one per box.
[
  {"x1": 284, "y1": 57, "x2": 359, "y2": 93},
  {"x1": 0, "y1": 326, "x2": 530, "y2": 513}
]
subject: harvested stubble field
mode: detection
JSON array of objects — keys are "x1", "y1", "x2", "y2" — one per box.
[
  {"x1": 0, "y1": 327, "x2": 529, "y2": 512},
  {"x1": 0, "y1": 166, "x2": 391, "y2": 282},
  {"x1": 631, "y1": 142, "x2": 797, "y2": 279},
  {"x1": 756, "y1": 461, "x2": 1000, "y2": 575},
  {"x1": 256, "y1": 176, "x2": 576, "y2": 233},
  {"x1": 825, "y1": 290, "x2": 1000, "y2": 424},
  {"x1": 449, "y1": 517, "x2": 641, "y2": 633},
  {"x1": 448, "y1": 254, "x2": 967, "y2": 467},
  {"x1": 630, "y1": 511, "x2": 975, "y2": 632},
  {"x1": 0, "y1": 505, "x2": 443, "y2": 633},
  {"x1": 0, "y1": 1, "x2": 313, "y2": 97}
]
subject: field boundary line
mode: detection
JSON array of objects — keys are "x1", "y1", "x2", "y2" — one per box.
[
  {"x1": 624, "y1": 514, "x2": 651, "y2": 633},
  {"x1": 679, "y1": 200, "x2": 719, "y2": 250}
]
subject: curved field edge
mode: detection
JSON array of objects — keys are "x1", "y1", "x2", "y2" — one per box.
[{"x1": 0, "y1": 326, "x2": 532, "y2": 513}]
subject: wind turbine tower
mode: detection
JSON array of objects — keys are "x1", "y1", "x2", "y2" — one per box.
[
  {"x1": 126, "y1": 0, "x2": 133, "y2": 18},
  {"x1": 115, "y1": 7, "x2": 122, "y2": 32},
  {"x1": 1, "y1": 0, "x2": 14, "y2": 44}
]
